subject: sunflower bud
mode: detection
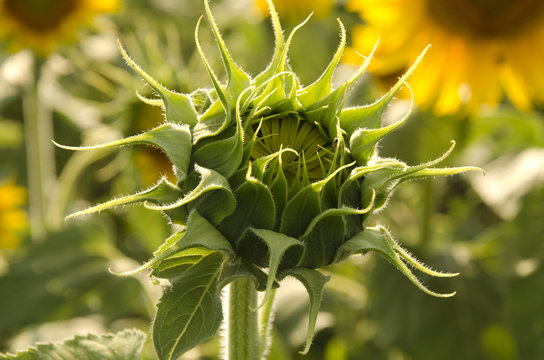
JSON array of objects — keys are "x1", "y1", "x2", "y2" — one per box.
[{"x1": 58, "y1": 0, "x2": 482, "y2": 357}]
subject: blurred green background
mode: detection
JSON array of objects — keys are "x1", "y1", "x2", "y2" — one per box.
[{"x1": 1, "y1": 0, "x2": 543, "y2": 359}]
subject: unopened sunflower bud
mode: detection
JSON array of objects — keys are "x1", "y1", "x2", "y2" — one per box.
[{"x1": 58, "y1": 1, "x2": 482, "y2": 358}]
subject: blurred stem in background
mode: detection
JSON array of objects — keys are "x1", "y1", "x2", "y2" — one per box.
[
  {"x1": 420, "y1": 179, "x2": 434, "y2": 252},
  {"x1": 22, "y1": 56, "x2": 58, "y2": 242}
]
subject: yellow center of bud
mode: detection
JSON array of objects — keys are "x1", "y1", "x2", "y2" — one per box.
[{"x1": 249, "y1": 113, "x2": 333, "y2": 181}]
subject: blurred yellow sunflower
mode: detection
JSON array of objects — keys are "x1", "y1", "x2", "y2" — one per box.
[
  {"x1": 132, "y1": 105, "x2": 176, "y2": 187},
  {"x1": 344, "y1": 0, "x2": 544, "y2": 115},
  {"x1": 0, "y1": 0, "x2": 120, "y2": 56},
  {"x1": 0, "y1": 180, "x2": 28, "y2": 249},
  {"x1": 255, "y1": 0, "x2": 334, "y2": 21}
]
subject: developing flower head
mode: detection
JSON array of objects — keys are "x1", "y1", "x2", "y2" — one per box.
[{"x1": 58, "y1": 0, "x2": 481, "y2": 357}]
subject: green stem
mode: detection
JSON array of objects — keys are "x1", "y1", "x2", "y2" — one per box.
[
  {"x1": 258, "y1": 288, "x2": 276, "y2": 358},
  {"x1": 23, "y1": 57, "x2": 57, "y2": 241},
  {"x1": 226, "y1": 278, "x2": 260, "y2": 360}
]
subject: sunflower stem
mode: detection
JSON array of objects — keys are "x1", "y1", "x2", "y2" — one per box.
[
  {"x1": 23, "y1": 57, "x2": 57, "y2": 242},
  {"x1": 225, "y1": 278, "x2": 261, "y2": 360},
  {"x1": 258, "y1": 288, "x2": 276, "y2": 358}
]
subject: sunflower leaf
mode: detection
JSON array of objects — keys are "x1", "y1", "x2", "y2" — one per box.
[
  {"x1": 152, "y1": 248, "x2": 226, "y2": 360},
  {"x1": 0, "y1": 329, "x2": 146, "y2": 360}
]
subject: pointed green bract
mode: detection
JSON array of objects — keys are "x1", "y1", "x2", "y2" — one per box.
[
  {"x1": 118, "y1": 40, "x2": 197, "y2": 127},
  {"x1": 350, "y1": 93, "x2": 413, "y2": 165},
  {"x1": 203, "y1": 0, "x2": 250, "y2": 98},
  {"x1": 54, "y1": 123, "x2": 192, "y2": 181},
  {"x1": 66, "y1": 178, "x2": 182, "y2": 220},
  {"x1": 279, "y1": 268, "x2": 330, "y2": 355},
  {"x1": 298, "y1": 19, "x2": 346, "y2": 107},
  {"x1": 219, "y1": 175, "x2": 276, "y2": 245},
  {"x1": 242, "y1": 228, "x2": 304, "y2": 309},
  {"x1": 334, "y1": 227, "x2": 456, "y2": 297},
  {"x1": 146, "y1": 164, "x2": 235, "y2": 225}
]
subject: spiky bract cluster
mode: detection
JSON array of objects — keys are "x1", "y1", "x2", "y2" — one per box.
[{"x1": 58, "y1": 1, "x2": 480, "y2": 358}]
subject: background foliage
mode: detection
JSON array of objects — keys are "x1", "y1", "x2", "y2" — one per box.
[{"x1": 1, "y1": 0, "x2": 543, "y2": 359}]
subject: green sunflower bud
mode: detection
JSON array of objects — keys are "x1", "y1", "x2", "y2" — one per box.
[{"x1": 58, "y1": 0, "x2": 482, "y2": 358}]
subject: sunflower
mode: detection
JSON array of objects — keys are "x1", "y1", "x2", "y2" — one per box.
[
  {"x1": 57, "y1": 0, "x2": 481, "y2": 357},
  {"x1": 255, "y1": 0, "x2": 334, "y2": 21},
  {"x1": 0, "y1": 179, "x2": 27, "y2": 249},
  {"x1": 0, "y1": 0, "x2": 120, "y2": 56},
  {"x1": 344, "y1": 0, "x2": 544, "y2": 115}
]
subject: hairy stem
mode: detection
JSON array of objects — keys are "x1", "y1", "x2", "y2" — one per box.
[
  {"x1": 258, "y1": 289, "x2": 276, "y2": 358},
  {"x1": 226, "y1": 278, "x2": 260, "y2": 360}
]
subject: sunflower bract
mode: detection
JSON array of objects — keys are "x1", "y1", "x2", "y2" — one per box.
[{"x1": 59, "y1": 1, "x2": 481, "y2": 358}]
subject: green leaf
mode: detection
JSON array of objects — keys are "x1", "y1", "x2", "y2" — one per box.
[
  {"x1": 192, "y1": 129, "x2": 243, "y2": 179},
  {"x1": 279, "y1": 268, "x2": 330, "y2": 355},
  {"x1": 334, "y1": 227, "x2": 457, "y2": 297},
  {"x1": 146, "y1": 165, "x2": 235, "y2": 225},
  {"x1": 66, "y1": 178, "x2": 182, "y2": 219},
  {"x1": 54, "y1": 123, "x2": 192, "y2": 181},
  {"x1": 0, "y1": 329, "x2": 146, "y2": 360},
  {"x1": 190, "y1": 89, "x2": 213, "y2": 114},
  {"x1": 242, "y1": 228, "x2": 303, "y2": 309},
  {"x1": 117, "y1": 40, "x2": 197, "y2": 127},
  {"x1": 275, "y1": 14, "x2": 311, "y2": 76},
  {"x1": 299, "y1": 216, "x2": 344, "y2": 268},
  {"x1": 152, "y1": 248, "x2": 226, "y2": 360}
]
